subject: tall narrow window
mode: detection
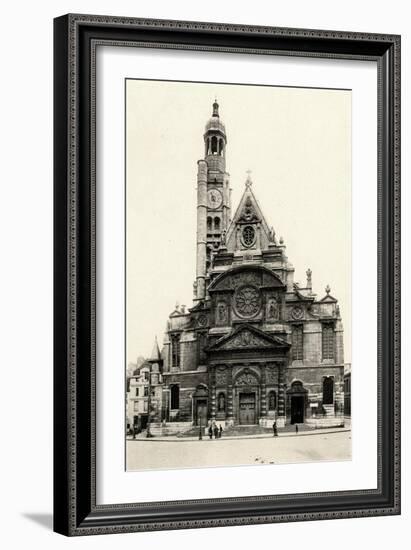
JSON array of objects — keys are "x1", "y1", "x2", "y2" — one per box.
[
  {"x1": 214, "y1": 217, "x2": 220, "y2": 231},
  {"x1": 211, "y1": 135, "x2": 218, "y2": 154},
  {"x1": 171, "y1": 334, "x2": 181, "y2": 368},
  {"x1": 322, "y1": 324, "x2": 335, "y2": 360},
  {"x1": 207, "y1": 217, "x2": 212, "y2": 231},
  {"x1": 291, "y1": 325, "x2": 303, "y2": 360},
  {"x1": 170, "y1": 385, "x2": 179, "y2": 409}
]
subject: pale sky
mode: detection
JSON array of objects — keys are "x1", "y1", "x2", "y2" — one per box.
[{"x1": 126, "y1": 79, "x2": 351, "y2": 363}]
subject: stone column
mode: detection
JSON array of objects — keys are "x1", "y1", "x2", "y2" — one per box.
[
  {"x1": 256, "y1": 223, "x2": 261, "y2": 250},
  {"x1": 260, "y1": 364, "x2": 267, "y2": 422},
  {"x1": 211, "y1": 386, "x2": 216, "y2": 421},
  {"x1": 227, "y1": 367, "x2": 234, "y2": 425},
  {"x1": 210, "y1": 366, "x2": 216, "y2": 421},
  {"x1": 277, "y1": 364, "x2": 286, "y2": 427},
  {"x1": 236, "y1": 226, "x2": 241, "y2": 250}
]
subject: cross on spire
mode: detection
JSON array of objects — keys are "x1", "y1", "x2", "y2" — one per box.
[{"x1": 245, "y1": 170, "x2": 253, "y2": 187}]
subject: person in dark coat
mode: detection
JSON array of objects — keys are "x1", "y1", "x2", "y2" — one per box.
[
  {"x1": 295, "y1": 424, "x2": 299, "y2": 434},
  {"x1": 208, "y1": 424, "x2": 213, "y2": 439},
  {"x1": 213, "y1": 423, "x2": 219, "y2": 439},
  {"x1": 272, "y1": 421, "x2": 278, "y2": 437},
  {"x1": 219, "y1": 424, "x2": 223, "y2": 438}
]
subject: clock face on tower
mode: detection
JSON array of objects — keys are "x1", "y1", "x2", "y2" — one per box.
[{"x1": 207, "y1": 188, "x2": 223, "y2": 210}]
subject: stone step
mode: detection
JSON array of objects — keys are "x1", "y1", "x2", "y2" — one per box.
[
  {"x1": 150, "y1": 422, "x2": 191, "y2": 428},
  {"x1": 306, "y1": 417, "x2": 344, "y2": 428}
]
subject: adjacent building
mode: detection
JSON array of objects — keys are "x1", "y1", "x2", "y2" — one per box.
[{"x1": 126, "y1": 340, "x2": 163, "y2": 432}]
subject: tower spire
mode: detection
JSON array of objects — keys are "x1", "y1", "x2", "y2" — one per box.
[{"x1": 212, "y1": 98, "x2": 219, "y2": 117}]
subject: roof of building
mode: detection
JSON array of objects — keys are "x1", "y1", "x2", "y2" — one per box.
[
  {"x1": 149, "y1": 336, "x2": 161, "y2": 362},
  {"x1": 204, "y1": 99, "x2": 226, "y2": 136}
]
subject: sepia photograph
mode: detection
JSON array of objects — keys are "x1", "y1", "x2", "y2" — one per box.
[{"x1": 125, "y1": 79, "x2": 352, "y2": 471}]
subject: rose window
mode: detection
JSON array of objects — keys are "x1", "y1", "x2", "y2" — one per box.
[
  {"x1": 234, "y1": 286, "x2": 261, "y2": 317},
  {"x1": 242, "y1": 225, "x2": 255, "y2": 246}
]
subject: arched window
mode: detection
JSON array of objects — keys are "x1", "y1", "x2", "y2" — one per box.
[
  {"x1": 211, "y1": 136, "x2": 218, "y2": 154},
  {"x1": 242, "y1": 225, "x2": 255, "y2": 246},
  {"x1": 171, "y1": 334, "x2": 181, "y2": 368},
  {"x1": 292, "y1": 325, "x2": 304, "y2": 360},
  {"x1": 207, "y1": 217, "x2": 212, "y2": 231},
  {"x1": 217, "y1": 392, "x2": 226, "y2": 412},
  {"x1": 322, "y1": 323, "x2": 335, "y2": 359},
  {"x1": 322, "y1": 377, "x2": 334, "y2": 405},
  {"x1": 218, "y1": 138, "x2": 224, "y2": 155},
  {"x1": 214, "y1": 217, "x2": 220, "y2": 231},
  {"x1": 170, "y1": 385, "x2": 179, "y2": 409},
  {"x1": 268, "y1": 391, "x2": 277, "y2": 411}
]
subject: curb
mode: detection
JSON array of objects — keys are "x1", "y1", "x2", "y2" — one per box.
[{"x1": 127, "y1": 427, "x2": 350, "y2": 443}]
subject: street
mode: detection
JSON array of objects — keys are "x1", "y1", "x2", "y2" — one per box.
[{"x1": 126, "y1": 429, "x2": 351, "y2": 471}]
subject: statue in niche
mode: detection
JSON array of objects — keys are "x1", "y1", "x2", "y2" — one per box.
[
  {"x1": 218, "y1": 393, "x2": 226, "y2": 411},
  {"x1": 217, "y1": 302, "x2": 227, "y2": 324},
  {"x1": 267, "y1": 297, "x2": 279, "y2": 321},
  {"x1": 220, "y1": 230, "x2": 226, "y2": 246}
]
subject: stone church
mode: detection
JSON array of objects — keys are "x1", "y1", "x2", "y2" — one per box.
[{"x1": 151, "y1": 100, "x2": 345, "y2": 432}]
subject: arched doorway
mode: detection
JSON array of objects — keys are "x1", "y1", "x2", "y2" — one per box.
[
  {"x1": 170, "y1": 384, "x2": 179, "y2": 409},
  {"x1": 322, "y1": 377, "x2": 334, "y2": 405},
  {"x1": 193, "y1": 385, "x2": 208, "y2": 426},
  {"x1": 235, "y1": 369, "x2": 260, "y2": 425},
  {"x1": 287, "y1": 380, "x2": 308, "y2": 424}
]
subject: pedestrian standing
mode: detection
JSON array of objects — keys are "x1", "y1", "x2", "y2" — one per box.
[
  {"x1": 208, "y1": 424, "x2": 213, "y2": 439},
  {"x1": 219, "y1": 424, "x2": 223, "y2": 438},
  {"x1": 213, "y1": 423, "x2": 219, "y2": 439},
  {"x1": 295, "y1": 424, "x2": 299, "y2": 434},
  {"x1": 273, "y1": 421, "x2": 278, "y2": 437}
]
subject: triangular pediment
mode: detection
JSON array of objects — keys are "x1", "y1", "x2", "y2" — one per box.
[
  {"x1": 225, "y1": 182, "x2": 276, "y2": 252},
  {"x1": 208, "y1": 324, "x2": 289, "y2": 352},
  {"x1": 319, "y1": 294, "x2": 337, "y2": 303}
]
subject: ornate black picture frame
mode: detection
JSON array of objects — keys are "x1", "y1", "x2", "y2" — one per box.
[{"x1": 53, "y1": 14, "x2": 401, "y2": 536}]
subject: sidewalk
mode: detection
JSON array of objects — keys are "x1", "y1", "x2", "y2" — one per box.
[{"x1": 127, "y1": 425, "x2": 351, "y2": 442}]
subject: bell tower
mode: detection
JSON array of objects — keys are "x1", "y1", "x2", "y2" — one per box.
[{"x1": 195, "y1": 100, "x2": 231, "y2": 302}]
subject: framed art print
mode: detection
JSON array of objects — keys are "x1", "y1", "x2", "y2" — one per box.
[{"x1": 53, "y1": 14, "x2": 401, "y2": 535}]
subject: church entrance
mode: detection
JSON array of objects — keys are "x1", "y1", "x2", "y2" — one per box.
[
  {"x1": 291, "y1": 396, "x2": 304, "y2": 424},
  {"x1": 193, "y1": 385, "x2": 209, "y2": 426},
  {"x1": 195, "y1": 399, "x2": 208, "y2": 426},
  {"x1": 239, "y1": 393, "x2": 256, "y2": 425}
]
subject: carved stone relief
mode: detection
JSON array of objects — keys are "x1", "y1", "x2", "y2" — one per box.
[
  {"x1": 215, "y1": 367, "x2": 227, "y2": 385},
  {"x1": 235, "y1": 370, "x2": 259, "y2": 386}
]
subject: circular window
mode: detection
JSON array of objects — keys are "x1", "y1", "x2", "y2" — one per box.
[
  {"x1": 234, "y1": 285, "x2": 261, "y2": 318},
  {"x1": 242, "y1": 225, "x2": 255, "y2": 246}
]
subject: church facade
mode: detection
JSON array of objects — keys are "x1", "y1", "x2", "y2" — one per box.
[{"x1": 152, "y1": 101, "x2": 345, "y2": 431}]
